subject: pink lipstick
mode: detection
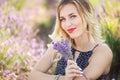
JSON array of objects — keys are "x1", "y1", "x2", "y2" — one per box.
[{"x1": 67, "y1": 28, "x2": 76, "y2": 33}]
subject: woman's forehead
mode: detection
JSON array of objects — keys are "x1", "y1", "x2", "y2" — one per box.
[{"x1": 59, "y1": 4, "x2": 79, "y2": 17}]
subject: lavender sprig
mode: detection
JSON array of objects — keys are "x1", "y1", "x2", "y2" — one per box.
[
  {"x1": 52, "y1": 38, "x2": 73, "y2": 60},
  {"x1": 52, "y1": 37, "x2": 88, "y2": 80}
]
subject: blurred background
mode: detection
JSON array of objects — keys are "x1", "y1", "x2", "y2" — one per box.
[{"x1": 0, "y1": 0, "x2": 120, "y2": 80}]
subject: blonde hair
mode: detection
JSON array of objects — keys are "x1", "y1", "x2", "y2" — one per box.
[{"x1": 49, "y1": 0, "x2": 103, "y2": 46}]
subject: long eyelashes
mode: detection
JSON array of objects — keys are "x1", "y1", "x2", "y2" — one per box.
[
  {"x1": 60, "y1": 18, "x2": 65, "y2": 22},
  {"x1": 71, "y1": 15, "x2": 77, "y2": 18},
  {"x1": 60, "y1": 15, "x2": 77, "y2": 22}
]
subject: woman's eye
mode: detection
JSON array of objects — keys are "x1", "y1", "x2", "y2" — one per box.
[
  {"x1": 60, "y1": 18, "x2": 65, "y2": 22},
  {"x1": 71, "y1": 15, "x2": 77, "y2": 18}
]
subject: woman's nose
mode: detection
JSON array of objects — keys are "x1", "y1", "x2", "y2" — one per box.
[{"x1": 65, "y1": 20, "x2": 72, "y2": 27}]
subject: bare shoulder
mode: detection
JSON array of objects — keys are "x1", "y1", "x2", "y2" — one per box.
[
  {"x1": 94, "y1": 43, "x2": 113, "y2": 58},
  {"x1": 84, "y1": 43, "x2": 113, "y2": 78},
  {"x1": 46, "y1": 43, "x2": 57, "y2": 55},
  {"x1": 89, "y1": 43, "x2": 113, "y2": 65},
  {"x1": 34, "y1": 43, "x2": 57, "y2": 71},
  {"x1": 41, "y1": 44, "x2": 58, "y2": 61}
]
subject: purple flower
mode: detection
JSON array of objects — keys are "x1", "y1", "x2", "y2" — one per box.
[
  {"x1": 6, "y1": 48, "x2": 13, "y2": 58},
  {"x1": 14, "y1": 60, "x2": 19, "y2": 67},
  {"x1": 9, "y1": 72, "x2": 17, "y2": 78},
  {"x1": 4, "y1": 70, "x2": 10, "y2": 76},
  {"x1": 52, "y1": 37, "x2": 73, "y2": 60}
]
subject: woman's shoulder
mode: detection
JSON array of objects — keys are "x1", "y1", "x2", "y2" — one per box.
[
  {"x1": 89, "y1": 42, "x2": 113, "y2": 69},
  {"x1": 46, "y1": 43, "x2": 60, "y2": 59},
  {"x1": 40, "y1": 43, "x2": 58, "y2": 61},
  {"x1": 47, "y1": 43, "x2": 57, "y2": 52},
  {"x1": 95, "y1": 43, "x2": 112, "y2": 52},
  {"x1": 93, "y1": 42, "x2": 113, "y2": 58}
]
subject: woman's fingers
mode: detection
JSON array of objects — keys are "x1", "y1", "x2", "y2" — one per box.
[
  {"x1": 67, "y1": 60, "x2": 82, "y2": 71},
  {"x1": 66, "y1": 68, "x2": 81, "y2": 74},
  {"x1": 67, "y1": 60, "x2": 74, "y2": 65},
  {"x1": 67, "y1": 64, "x2": 80, "y2": 71},
  {"x1": 65, "y1": 60, "x2": 83, "y2": 79},
  {"x1": 66, "y1": 73, "x2": 82, "y2": 78}
]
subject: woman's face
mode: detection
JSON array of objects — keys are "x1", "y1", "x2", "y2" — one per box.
[{"x1": 59, "y1": 4, "x2": 87, "y2": 39}]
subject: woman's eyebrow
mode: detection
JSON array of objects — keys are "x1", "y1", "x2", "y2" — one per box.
[
  {"x1": 60, "y1": 13, "x2": 76, "y2": 18},
  {"x1": 68, "y1": 13, "x2": 75, "y2": 16}
]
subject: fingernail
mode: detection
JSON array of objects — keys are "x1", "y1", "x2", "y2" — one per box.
[
  {"x1": 74, "y1": 63, "x2": 77, "y2": 65},
  {"x1": 80, "y1": 72, "x2": 84, "y2": 74},
  {"x1": 79, "y1": 68, "x2": 82, "y2": 70}
]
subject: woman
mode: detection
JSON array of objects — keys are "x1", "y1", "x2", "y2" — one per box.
[{"x1": 28, "y1": 0, "x2": 113, "y2": 80}]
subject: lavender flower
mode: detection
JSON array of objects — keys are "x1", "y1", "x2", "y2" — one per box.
[
  {"x1": 3, "y1": 70, "x2": 10, "y2": 76},
  {"x1": 9, "y1": 72, "x2": 17, "y2": 78},
  {"x1": 52, "y1": 38, "x2": 73, "y2": 60}
]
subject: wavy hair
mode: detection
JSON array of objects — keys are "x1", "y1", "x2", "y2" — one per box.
[{"x1": 49, "y1": 0, "x2": 103, "y2": 46}]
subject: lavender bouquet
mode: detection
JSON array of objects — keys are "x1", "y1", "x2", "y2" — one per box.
[
  {"x1": 52, "y1": 38, "x2": 73, "y2": 60},
  {"x1": 52, "y1": 37, "x2": 88, "y2": 80}
]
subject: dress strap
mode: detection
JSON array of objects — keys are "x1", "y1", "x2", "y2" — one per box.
[
  {"x1": 72, "y1": 44, "x2": 99, "y2": 53},
  {"x1": 91, "y1": 44, "x2": 99, "y2": 51}
]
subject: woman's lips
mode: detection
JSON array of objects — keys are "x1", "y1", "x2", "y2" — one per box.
[{"x1": 67, "y1": 28, "x2": 76, "y2": 33}]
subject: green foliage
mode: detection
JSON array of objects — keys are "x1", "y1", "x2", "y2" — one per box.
[
  {"x1": 9, "y1": 0, "x2": 25, "y2": 10},
  {"x1": 90, "y1": 0, "x2": 120, "y2": 79},
  {"x1": 99, "y1": 0, "x2": 120, "y2": 78},
  {"x1": 101, "y1": 19, "x2": 120, "y2": 79}
]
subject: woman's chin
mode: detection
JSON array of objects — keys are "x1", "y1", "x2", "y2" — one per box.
[{"x1": 69, "y1": 34, "x2": 81, "y2": 39}]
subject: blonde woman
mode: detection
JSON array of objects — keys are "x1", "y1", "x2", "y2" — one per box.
[{"x1": 28, "y1": 0, "x2": 113, "y2": 80}]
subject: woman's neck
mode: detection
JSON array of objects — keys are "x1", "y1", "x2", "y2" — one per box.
[{"x1": 74, "y1": 33, "x2": 94, "y2": 51}]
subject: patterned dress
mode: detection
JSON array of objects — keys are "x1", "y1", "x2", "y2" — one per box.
[{"x1": 54, "y1": 44, "x2": 108, "y2": 80}]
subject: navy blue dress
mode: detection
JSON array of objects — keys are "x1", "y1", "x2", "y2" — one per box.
[{"x1": 54, "y1": 44, "x2": 108, "y2": 80}]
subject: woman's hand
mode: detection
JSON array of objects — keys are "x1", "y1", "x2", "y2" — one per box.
[{"x1": 64, "y1": 60, "x2": 82, "y2": 80}]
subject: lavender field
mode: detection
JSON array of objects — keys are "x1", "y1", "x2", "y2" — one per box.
[{"x1": 0, "y1": 0, "x2": 120, "y2": 80}]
